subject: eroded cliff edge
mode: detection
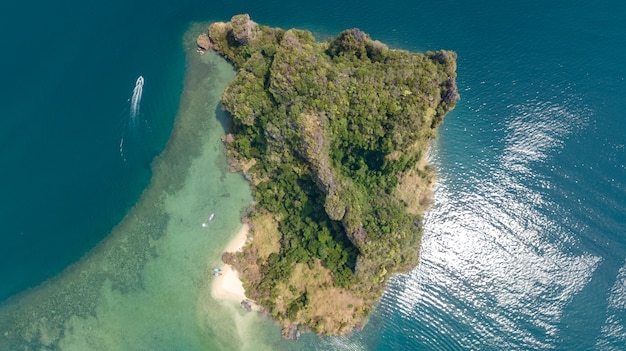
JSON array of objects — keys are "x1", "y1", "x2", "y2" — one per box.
[{"x1": 201, "y1": 14, "x2": 458, "y2": 336}]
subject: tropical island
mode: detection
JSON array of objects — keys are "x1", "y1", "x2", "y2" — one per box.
[{"x1": 199, "y1": 14, "x2": 458, "y2": 336}]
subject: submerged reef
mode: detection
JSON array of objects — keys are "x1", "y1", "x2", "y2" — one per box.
[{"x1": 201, "y1": 14, "x2": 458, "y2": 336}]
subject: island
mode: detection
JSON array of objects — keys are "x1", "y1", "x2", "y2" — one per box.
[{"x1": 200, "y1": 14, "x2": 459, "y2": 337}]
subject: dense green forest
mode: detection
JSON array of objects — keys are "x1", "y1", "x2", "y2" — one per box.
[{"x1": 201, "y1": 14, "x2": 458, "y2": 335}]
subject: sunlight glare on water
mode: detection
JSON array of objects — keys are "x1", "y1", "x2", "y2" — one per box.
[
  {"x1": 595, "y1": 262, "x2": 626, "y2": 350},
  {"x1": 377, "y1": 96, "x2": 602, "y2": 350}
]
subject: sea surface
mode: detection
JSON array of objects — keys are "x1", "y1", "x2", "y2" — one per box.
[{"x1": 1, "y1": 0, "x2": 625, "y2": 350}]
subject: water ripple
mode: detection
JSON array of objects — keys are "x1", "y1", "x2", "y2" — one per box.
[
  {"x1": 595, "y1": 262, "x2": 626, "y2": 350},
  {"x1": 376, "y1": 97, "x2": 601, "y2": 350}
]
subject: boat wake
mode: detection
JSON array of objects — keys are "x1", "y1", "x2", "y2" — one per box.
[
  {"x1": 130, "y1": 76, "x2": 144, "y2": 119},
  {"x1": 119, "y1": 75, "x2": 147, "y2": 161},
  {"x1": 119, "y1": 137, "x2": 125, "y2": 161}
]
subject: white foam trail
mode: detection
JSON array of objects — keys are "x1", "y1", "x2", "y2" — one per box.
[
  {"x1": 130, "y1": 76, "x2": 144, "y2": 118},
  {"x1": 119, "y1": 137, "x2": 126, "y2": 161}
]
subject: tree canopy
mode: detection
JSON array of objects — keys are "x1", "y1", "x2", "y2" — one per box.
[{"x1": 204, "y1": 14, "x2": 458, "y2": 336}]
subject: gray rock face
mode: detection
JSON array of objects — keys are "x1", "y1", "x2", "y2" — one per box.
[
  {"x1": 196, "y1": 33, "x2": 211, "y2": 54},
  {"x1": 230, "y1": 14, "x2": 258, "y2": 45}
]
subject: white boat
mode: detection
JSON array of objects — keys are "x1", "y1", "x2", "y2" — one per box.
[
  {"x1": 136, "y1": 76, "x2": 144, "y2": 87},
  {"x1": 201, "y1": 213, "x2": 215, "y2": 227}
]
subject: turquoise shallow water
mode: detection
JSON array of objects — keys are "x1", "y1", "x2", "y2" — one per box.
[{"x1": 1, "y1": 0, "x2": 625, "y2": 350}]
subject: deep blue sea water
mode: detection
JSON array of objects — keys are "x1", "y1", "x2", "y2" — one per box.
[
  {"x1": 1, "y1": 0, "x2": 625, "y2": 350},
  {"x1": 0, "y1": 1, "x2": 189, "y2": 300}
]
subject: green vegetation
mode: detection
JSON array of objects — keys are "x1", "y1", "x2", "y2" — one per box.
[{"x1": 205, "y1": 14, "x2": 458, "y2": 335}]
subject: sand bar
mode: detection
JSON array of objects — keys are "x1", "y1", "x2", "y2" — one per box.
[{"x1": 211, "y1": 224, "x2": 249, "y2": 302}]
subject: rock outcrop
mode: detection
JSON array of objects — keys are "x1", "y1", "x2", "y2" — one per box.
[
  {"x1": 230, "y1": 14, "x2": 258, "y2": 45},
  {"x1": 196, "y1": 33, "x2": 211, "y2": 54}
]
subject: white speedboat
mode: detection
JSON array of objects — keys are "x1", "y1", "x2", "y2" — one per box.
[{"x1": 201, "y1": 213, "x2": 215, "y2": 227}]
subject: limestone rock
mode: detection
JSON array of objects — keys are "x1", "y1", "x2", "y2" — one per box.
[
  {"x1": 196, "y1": 33, "x2": 211, "y2": 54},
  {"x1": 230, "y1": 14, "x2": 258, "y2": 45},
  {"x1": 221, "y1": 133, "x2": 235, "y2": 144}
]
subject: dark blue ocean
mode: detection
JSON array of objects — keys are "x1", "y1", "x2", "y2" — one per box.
[{"x1": 1, "y1": 0, "x2": 625, "y2": 350}]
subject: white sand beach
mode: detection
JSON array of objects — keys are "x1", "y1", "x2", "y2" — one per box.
[{"x1": 211, "y1": 224, "x2": 249, "y2": 302}]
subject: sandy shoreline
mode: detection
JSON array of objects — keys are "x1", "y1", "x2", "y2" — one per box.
[{"x1": 211, "y1": 224, "x2": 249, "y2": 302}]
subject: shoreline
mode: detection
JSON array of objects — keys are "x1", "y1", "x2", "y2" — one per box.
[{"x1": 211, "y1": 224, "x2": 249, "y2": 302}]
